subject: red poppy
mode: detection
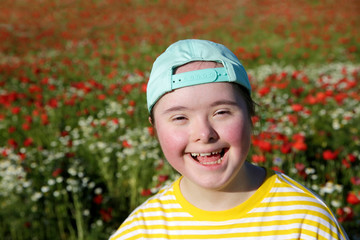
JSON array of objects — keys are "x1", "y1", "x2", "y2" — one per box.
[
  {"x1": 322, "y1": 150, "x2": 338, "y2": 160},
  {"x1": 23, "y1": 138, "x2": 33, "y2": 147},
  {"x1": 141, "y1": 83, "x2": 147, "y2": 93},
  {"x1": 41, "y1": 113, "x2": 49, "y2": 125},
  {"x1": 158, "y1": 175, "x2": 169, "y2": 183},
  {"x1": 93, "y1": 194, "x2": 103, "y2": 205},
  {"x1": 47, "y1": 98, "x2": 58, "y2": 108},
  {"x1": 122, "y1": 140, "x2": 132, "y2": 148},
  {"x1": 28, "y1": 85, "x2": 42, "y2": 94},
  {"x1": 316, "y1": 92, "x2": 327, "y2": 103},
  {"x1": 122, "y1": 84, "x2": 133, "y2": 94},
  {"x1": 305, "y1": 95, "x2": 317, "y2": 105},
  {"x1": 18, "y1": 153, "x2": 26, "y2": 161},
  {"x1": 347, "y1": 45, "x2": 356, "y2": 53},
  {"x1": 295, "y1": 162, "x2": 305, "y2": 172},
  {"x1": 141, "y1": 189, "x2": 152, "y2": 196},
  {"x1": 129, "y1": 100, "x2": 136, "y2": 106},
  {"x1": 291, "y1": 87, "x2": 304, "y2": 96},
  {"x1": 281, "y1": 142, "x2": 292, "y2": 154},
  {"x1": 24, "y1": 222, "x2": 31, "y2": 228},
  {"x1": 24, "y1": 115, "x2": 33, "y2": 123},
  {"x1": 61, "y1": 131, "x2": 69, "y2": 137},
  {"x1": 52, "y1": 168, "x2": 63, "y2": 177},
  {"x1": 111, "y1": 118, "x2": 119, "y2": 125},
  {"x1": 32, "y1": 109, "x2": 40, "y2": 117},
  {"x1": 127, "y1": 109, "x2": 134, "y2": 116},
  {"x1": 109, "y1": 83, "x2": 118, "y2": 91},
  {"x1": 135, "y1": 69, "x2": 145, "y2": 77},
  {"x1": 2, "y1": 149, "x2": 8, "y2": 157},
  {"x1": 20, "y1": 76, "x2": 30, "y2": 83},
  {"x1": 11, "y1": 106, "x2": 21, "y2": 114},
  {"x1": 292, "y1": 133, "x2": 305, "y2": 142},
  {"x1": 350, "y1": 177, "x2": 360, "y2": 185},
  {"x1": 347, "y1": 154, "x2": 356, "y2": 163},
  {"x1": 258, "y1": 140, "x2": 272, "y2": 152},
  {"x1": 334, "y1": 93, "x2": 347, "y2": 105},
  {"x1": 341, "y1": 159, "x2": 350, "y2": 168},
  {"x1": 251, "y1": 116, "x2": 260, "y2": 125},
  {"x1": 292, "y1": 140, "x2": 307, "y2": 151},
  {"x1": 8, "y1": 139, "x2": 18, "y2": 148},
  {"x1": 97, "y1": 94, "x2": 106, "y2": 100},
  {"x1": 107, "y1": 70, "x2": 117, "y2": 79},
  {"x1": 41, "y1": 77, "x2": 49, "y2": 85},
  {"x1": 295, "y1": 163, "x2": 307, "y2": 179},
  {"x1": 346, "y1": 192, "x2": 360, "y2": 205},
  {"x1": 275, "y1": 133, "x2": 288, "y2": 142},
  {"x1": 99, "y1": 208, "x2": 112, "y2": 222},
  {"x1": 287, "y1": 114, "x2": 298, "y2": 125},
  {"x1": 65, "y1": 152, "x2": 75, "y2": 158},
  {"x1": 8, "y1": 126, "x2": 16, "y2": 133},
  {"x1": 147, "y1": 126, "x2": 155, "y2": 136},
  {"x1": 291, "y1": 104, "x2": 304, "y2": 112},
  {"x1": 336, "y1": 206, "x2": 354, "y2": 222},
  {"x1": 258, "y1": 86, "x2": 270, "y2": 96},
  {"x1": 271, "y1": 166, "x2": 284, "y2": 173},
  {"x1": 252, "y1": 154, "x2": 266, "y2": 163},
  {"x1": 346, "y1": 80, "x2": 356, "y2": 89}
]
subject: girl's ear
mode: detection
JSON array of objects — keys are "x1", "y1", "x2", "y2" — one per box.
[
  {"x1": 148, "y1": 117, "x2": 158, "y2": 139},
  {"x1": 148, "y1": 116, "x2": 153, "y2": 125}
]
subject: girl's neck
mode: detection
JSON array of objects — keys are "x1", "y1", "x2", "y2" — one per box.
[{"x1": 179, "y1": 162, "x2": 266, "y2": 211}]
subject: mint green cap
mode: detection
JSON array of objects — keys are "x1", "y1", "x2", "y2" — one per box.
[{"x1": 147, "y1": 39, "x2": 251, "y2": 112}]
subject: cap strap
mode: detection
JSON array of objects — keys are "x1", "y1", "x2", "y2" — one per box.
[{"x1": 171, "y1": 67, "x2": 229, "y2": 90}]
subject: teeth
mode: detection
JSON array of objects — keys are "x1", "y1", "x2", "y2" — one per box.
[
  {"x1": 200, "y1": 153, "x2": 211, "y2": 157},
  {"x1": 191, "y1": 150, "x2": 221, "y2": 157},
  {"x1": 200, "y1": 157, "x2": 223, "y2": 165}
]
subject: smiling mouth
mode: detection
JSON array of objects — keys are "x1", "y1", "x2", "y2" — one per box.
[{"x1": 190, "y1": 149, "x2": 226, "y2": 165}]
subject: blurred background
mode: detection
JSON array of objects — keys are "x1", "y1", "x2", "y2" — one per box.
[{"x1": 0, "y1": 0, "x2": 359, "y2": 239}]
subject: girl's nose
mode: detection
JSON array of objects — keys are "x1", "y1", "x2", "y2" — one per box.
[{"x1": 192, "y1": 118, "x2": 219, "y2": 143}]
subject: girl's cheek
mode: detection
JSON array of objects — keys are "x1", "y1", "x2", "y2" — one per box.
[
  {"x1": 221, "y1": 122, "x2": 252, "y2": 150},
  {"x1": 157, "y1": 126, "x2": 188, "y2": 151}
]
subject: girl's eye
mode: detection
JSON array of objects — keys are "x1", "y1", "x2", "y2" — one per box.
[
  {"x1": 171, "y1": 115, "x2": 187, "y2": 122},
  {"x1": 215, "y1": 110, "x2": 231, "y2": 116}
]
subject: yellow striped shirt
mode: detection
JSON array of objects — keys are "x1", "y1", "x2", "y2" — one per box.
[{"x1": 110, "y1": 170, "x2": 348, "y2": 240}]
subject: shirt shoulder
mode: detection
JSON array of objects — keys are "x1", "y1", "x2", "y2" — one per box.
[
  {"x1": 109, "y1": 178, "x2": 191, "y2": 240},
  {"x1": 261, "y1": 170, "x2": 349, "y2": 240}
]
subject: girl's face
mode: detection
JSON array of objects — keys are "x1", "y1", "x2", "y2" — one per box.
[{"x1": 152, "y1": 80, "x2": 252, "y2": 192}]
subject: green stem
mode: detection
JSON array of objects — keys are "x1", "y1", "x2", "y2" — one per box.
[{"x1": 73, "y1": 193, "x2": 84, "y2": 240}]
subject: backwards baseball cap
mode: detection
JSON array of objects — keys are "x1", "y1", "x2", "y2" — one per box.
[{"x1": 147, "y1": 39, "x2": 251, "y2": 112}]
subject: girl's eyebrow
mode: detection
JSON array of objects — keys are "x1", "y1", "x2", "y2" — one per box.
[
  {"x1": 162, "y1": 100, "x2": 238, "y2": 115},
  {"x1": 162, "y1": 106, "x2": 189, "y2": 115},
  {"x1": 210, "y1": 100, "x2": 238, "y2": 107}
]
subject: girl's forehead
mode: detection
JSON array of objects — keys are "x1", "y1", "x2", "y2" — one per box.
[
  {"x1": 153, "y1": 82, "x2": 244, "y2": 113},
  {"x1": 174, "y1": 61, "x2": 223, "y2": 74}
]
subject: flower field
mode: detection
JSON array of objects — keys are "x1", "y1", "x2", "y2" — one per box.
[{"x1": 0, "y1": 0, "x2": 359, "y2": 239}]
